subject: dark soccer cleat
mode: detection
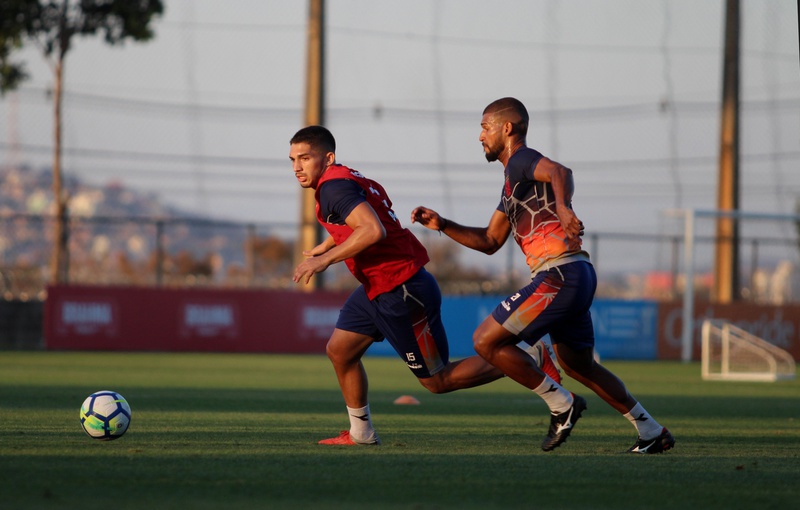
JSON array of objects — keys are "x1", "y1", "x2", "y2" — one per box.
[
  {"x1": 627, "y1": 427, "x2": 675, "y2": 454},
  {"x1": 541, "y1": 394, "x2": 587, "y2": 451},
  {"x1": 318, "y1": 430, "x2": 380, "y2": 446}
]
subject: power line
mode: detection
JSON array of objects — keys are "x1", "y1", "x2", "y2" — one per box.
[
  {"x1": 10, "y1": 86, "x2": 800, "y2": 123},
  {"x1": 156, "y1": 18, "x2": 796, "y2": 62},
  {"x1": 11, "y1": 88, "x2": 300, "y2": 121},
  {"x1": 160, "y1": 20, "x2": 300, "y2": 33},
  {"x1": 328, "y1": 25, "x2": 796, "y2": 61},
  {"x1": 7, "y1": 167, "x2": 794, "y2": 202},
  {"x1": 0, "y1": 142, "x2": 284, "y2": 167},
  {"x1": 4, "y1": 141, "x2": 799, "y2": 170}
]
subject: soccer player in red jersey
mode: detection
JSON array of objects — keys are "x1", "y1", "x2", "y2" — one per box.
[
  {"x1": 412, "y1": 97, "x2": 675, "y2": 453},
  {"x1": 289, "y1": 125, "x2": 563, "y2": 446}
]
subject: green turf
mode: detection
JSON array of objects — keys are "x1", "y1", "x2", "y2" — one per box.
[{"x1": 1, "y1": 352, "x2": 798, "y2": 509}]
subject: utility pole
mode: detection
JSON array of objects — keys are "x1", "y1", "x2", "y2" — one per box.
[
  {"x1": 50, "y1": 52, "x2": 68, "y2": 284},
  {"x1": 713, "y1": 0, "x2": 740, "y2": 303},
  {"x1": 297, "y1": 0, "x2": 326, "y2": 290}
]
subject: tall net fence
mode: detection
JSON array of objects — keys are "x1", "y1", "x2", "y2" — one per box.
[
  {"x1": 2, "y1": 212, "x2": 800, "y2": 305},
  {"x1": 663, "y1": 209, "x2": 800, "y2": 305},
  {"x1": 0, "y1": 2, "x2": 798, "y2": 304}
]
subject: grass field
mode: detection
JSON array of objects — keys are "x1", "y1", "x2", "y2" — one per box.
[{"x1": 1, "y1": 352, "x2": 798, "y2": 510}]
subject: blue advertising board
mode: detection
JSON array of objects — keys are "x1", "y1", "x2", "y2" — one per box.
[{"x1": 367, "y1": 296, "x2": 658, "y2": 360}]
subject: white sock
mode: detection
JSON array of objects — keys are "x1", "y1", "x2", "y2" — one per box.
[
  {"x1": 533, "y1": 375, "x2": 573, "y2": 414},
  {"x1": 624, "y1": 403, "x2": 663, "y2": 440},
  {"x1": 347, "y1": 404, "x2": 377, "y2": 443}
]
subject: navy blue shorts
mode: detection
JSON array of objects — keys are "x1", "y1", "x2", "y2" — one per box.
[
  {"x1": 335, "y1": 268, "x2": 448, "y2": 378},
  {"x1": 491, "y1": 261, "x2": 597, "y2": 350}
]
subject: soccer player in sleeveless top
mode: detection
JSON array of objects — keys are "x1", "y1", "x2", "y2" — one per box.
[
  {"x1": 289, "y1": 125, "x2": 564, "y2": 446},
  {"x1": 412, "y1": 98, "x2": 675, "y2": 453}
]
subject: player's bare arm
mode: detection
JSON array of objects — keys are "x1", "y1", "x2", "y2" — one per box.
[
  {"x1": 293, "y1": 202, "x2": 386, "y2": 284},
  {"x1": 411, "y1": 206, "x2": 511, "y2": 255},
  {"x1": 533, "y1": 157, "x2": 584, "y2": 240}
]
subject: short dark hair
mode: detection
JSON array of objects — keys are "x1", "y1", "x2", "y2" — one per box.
[
  {"x1": 483, "y1": 97, "x2": 529, "y2": 137},
  {"x1": 290, "y1": 125, "x2": 336, "y2": 154}
]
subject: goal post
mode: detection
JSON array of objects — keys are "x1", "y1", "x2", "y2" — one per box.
[
  {"x1": 701, "y1": 319, "x2": 796, "y2": 382},
  {"x1": 668, "y1": 209, "x2": 800, "y2": 362}
]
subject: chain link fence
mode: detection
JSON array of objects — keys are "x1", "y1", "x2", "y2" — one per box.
[{"x1": 1, "y1": 213, "x2": 798, "y2": 305}]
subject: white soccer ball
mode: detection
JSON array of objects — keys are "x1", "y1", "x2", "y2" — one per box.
[{"x1": 79, "y1": 390, "x2": 132, "y2": 440}]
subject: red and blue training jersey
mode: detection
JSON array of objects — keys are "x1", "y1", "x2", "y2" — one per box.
[{"x1": 315, "y1": 164, "x2": 429, "y2": 299}]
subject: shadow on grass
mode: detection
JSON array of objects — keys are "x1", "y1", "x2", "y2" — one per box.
[
  {"x1": 1, "y1": 382, "x2": 799, "y2": 420},
  {"x1": 1, "y1": 444, "x2": 797, "y2": 510}
]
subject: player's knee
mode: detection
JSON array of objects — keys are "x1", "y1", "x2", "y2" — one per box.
[
  {"x1": 472, "y1": 329, "x2": 493, "y2": 360},
  {"x1": 324, "y1": 341, "x2": 338, "y2": 362},
  {"x1": 418, "y1": 374, "x2": 449, "y2": 394},
  {"x1": 325, "y1": 339, "x2": 350, "y2": 365}
]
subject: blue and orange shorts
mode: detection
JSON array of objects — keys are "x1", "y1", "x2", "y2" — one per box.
[
  {"x1": 335, "y1": 268, "x2": 448, "y2": 378},
  {"x1": 491, "y1": 260, "x2": 597, "y2": 350}
]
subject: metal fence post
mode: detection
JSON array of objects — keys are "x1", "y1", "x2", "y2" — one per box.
[
  {"x1": 246, "y1": 223, "x2": 256, "y2": 286},
  {"x1": 155, "y1": 220, "x2": 165, "y2": 287}
]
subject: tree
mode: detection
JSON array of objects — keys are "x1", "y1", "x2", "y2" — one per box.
[{"x1": 0, "y1": 0, "x2": 164, "y2": 283}]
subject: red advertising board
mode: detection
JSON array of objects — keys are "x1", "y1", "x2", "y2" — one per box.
[
  {"x1": 657, "y1": 301, "x2": 800, "y2": 361},
  {"x1": 45, "y1": 285, "x2": 351, "y2": 353},
  {"x1": 46, "y1": 286, "x2": 800, "y2": 361}
]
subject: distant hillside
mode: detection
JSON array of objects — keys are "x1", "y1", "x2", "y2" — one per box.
[
  {"x1": 0, "y1": 164, "x2": 296, "y2": 295},
  {"x1": 0, "y1": 164, "x2": 192, "y2": 220}
]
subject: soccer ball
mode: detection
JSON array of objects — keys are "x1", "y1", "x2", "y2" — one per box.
[{"x1": 79, "y1": 390, "x2": 132, "y2": 440}]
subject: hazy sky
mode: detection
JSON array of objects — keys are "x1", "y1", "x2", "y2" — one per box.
[{"x1": 1, "y1": 0, "x2": 798, "y2": 273}]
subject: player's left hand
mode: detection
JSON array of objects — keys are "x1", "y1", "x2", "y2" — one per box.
[
  {"x1": 303, "y1": 239, "x2": 332, "y2": 257},
  {"x1": 557, "y1": 204, "x2": 584, "y2": 240},
  {"x1": 293, "y1": 256, "x2": 330, "y2": 285}
]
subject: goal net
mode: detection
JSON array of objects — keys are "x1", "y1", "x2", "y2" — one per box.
[{"x1": 701, "y1": 319, "x2": 796, "y2": 382}]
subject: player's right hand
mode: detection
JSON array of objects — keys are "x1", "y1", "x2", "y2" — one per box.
[{"x1": 410, "y1": 206, "x2": 442, "y2": 231}]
